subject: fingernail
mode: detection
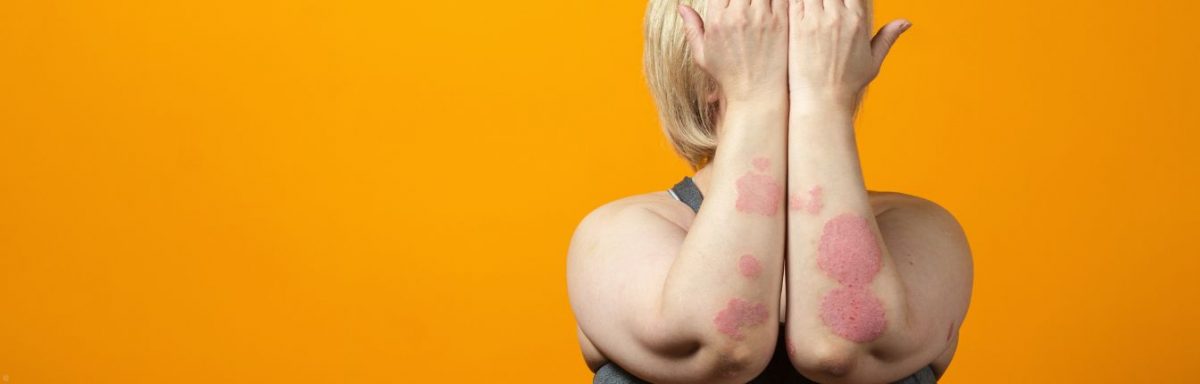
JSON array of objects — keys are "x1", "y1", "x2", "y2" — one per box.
[{"x1": 900, "y1": 22, "x2": 912, "y2": 31}]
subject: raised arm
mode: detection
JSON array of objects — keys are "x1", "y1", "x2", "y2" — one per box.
[
  {"x1": 781, "y1": 0, "x2": 958, "y2": 382},
  {"x1": 568, "y1": 0, "x2": 791, "y2": 382}
]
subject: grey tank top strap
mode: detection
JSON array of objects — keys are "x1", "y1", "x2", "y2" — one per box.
[{"x1": 668, "y1": 176, "x2": 704, "y2": 214}]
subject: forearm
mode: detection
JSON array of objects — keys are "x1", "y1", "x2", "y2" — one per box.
[
  {"x1": 784, "y1": 101, "x2": 912, "y2": 368},
  {"x1": 659, "y1": 98, "x2": 788, "y2": 358}
]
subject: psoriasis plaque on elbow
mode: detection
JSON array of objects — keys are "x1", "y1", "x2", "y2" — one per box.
[
  {"x1": 736, "y1": 157, "x2": 782, "y2": 216},
  {"x1": 819, "y1": 287, "x2": 887, "y2": 343},
  {"x1": 714, "y1": 298, "x2": 769, "y2": 341},
  {"x1": 737, "y1": 254, "x2": 762, "y2": 279},
  {"x1": 816, "y1": 214, "x2": 887, "y2": 343}
]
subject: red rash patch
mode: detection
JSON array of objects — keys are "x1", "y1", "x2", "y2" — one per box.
[
  {"x1": 805, "y1": 186, "x2": 824, "y2": 214},
  {"x1": 714, "y1": 298, "x2": 769, "y2": 340},
  {"x1": 738, "y1": 254, "x2": 762, "y2": 279},
  {"x1": 736, "y1": 173, "x2": 782, "y2": 216},
  {"x1": 817, "y1": 214, "x2": 882, "y2": 288},
  {"x1": 789, "y1": 192, "x2": 804, "y2": 211},
  {"x1": 819, "y1": 287, "x2": 887, "y2": 343},
  {"x1": 788, "y1": 185, "x2": 824, "y2": 215},
  {"x1": 817, "y1": 214, "x2": 886, "y2": 343}
]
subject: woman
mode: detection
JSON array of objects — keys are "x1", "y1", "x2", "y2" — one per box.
[{"x1": 567, "y1": 0, "x2": 973, "y2": 382}]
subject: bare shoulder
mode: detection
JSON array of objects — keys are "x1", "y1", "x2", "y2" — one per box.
[
  {"x1": 869, "y1": 191, "x2": 969, "y2": 252},
  {"x1": 867, "y1": 190, "x2": 972, "y2": 290},
  {"x1": 566, "y1": 190, "x2": 697, "y2": 371},
  {"x1": 572, "y1": 191, "x2": 696, "y2": 239}
]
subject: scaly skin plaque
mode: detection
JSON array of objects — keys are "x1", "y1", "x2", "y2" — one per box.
[
  {"x1": 816, "y1": 214, "x2": 887, "y2": 342},
  {"x1": 738, "y1": 254, "x2": 762, "y2": 279},
  {"x1": 817, "y1": 214, "x2": 882, "y2": 288},
  {"x1": 819, "y1": 287, "x2": 887, "y2": 343},
  {"x1": 736, "y1": 173, "x2": 782, "y2": 216},
  {"x1": 714, "y1": 298, "x2": 769, "y2": 340}
]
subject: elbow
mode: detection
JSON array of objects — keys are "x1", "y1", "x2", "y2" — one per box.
[
  {"x1": 685, "y1": 298, "x2": 780, "y2": 382},
  {"x1": 634, "y1": 316, "x2": 778, "y2": 383},
  {"x1": 787, "y1": 339, "x2": 860, "y2": 382},
  {"x1": 685, "y1": 317, "x2": 778, "y2": 384},
  {"x1": 696, "y1": 337, "x2": 777, "y2": 384}
]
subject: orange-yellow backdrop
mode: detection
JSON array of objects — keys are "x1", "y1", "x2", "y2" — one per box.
[{"x1": 2, "y1": 0, "x2": 1198, "y2": 383}]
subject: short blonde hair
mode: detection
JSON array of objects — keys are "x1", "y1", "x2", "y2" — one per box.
[{"x1": 644, "y1": 0, "x2": 718, "y2": 170}]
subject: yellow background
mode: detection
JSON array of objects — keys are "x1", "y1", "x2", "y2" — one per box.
[{"x1": 2, "y1": 0, "x2": 1198, "y2": 382}]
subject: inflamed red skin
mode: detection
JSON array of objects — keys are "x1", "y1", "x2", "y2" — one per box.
[
  {"x1": 816, "y1": 213, "x2": 887, "y2": 343},
  {"x1": 789, "y1": 185, "x2": 825, "y2": 215},
  {"x1": 738, "y1": 254, "x2": 763, "y2": 279},
  {"x1": 736, "y1": 158, "x2": 783, "y2": 217},
  {"x1": 714, "y1": 298, "x2": 770, "y2": 341}
]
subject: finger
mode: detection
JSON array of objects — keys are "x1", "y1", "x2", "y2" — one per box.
[
  {"x1": 790, "y1": 0, "x2": 810, "y2": 28},
  {"x1": 678, "y1": 4, "x2": 707, "y2": 63},
  {"x1": 728, "y1": 0, "x2": 748, "y2": 13},
  {"x1": 870, "y1": 19, "x2": 912, "y2": 66},
  {"x1": 822, "y1": 0, "x2": 841, "y2": 16},
  {"x1": 706, "y1": 0, "x2": 729, "y2": 20},
  {"x1": 751, "y1": 0, "x2": 771, "y2": 18},
  {"x1": 773, "y1": 0, "x2": 788, "y2": 17},
  {"x1": 845, "y1": 0, "x2": 863, "y2": 16},
  {"x1": 802, "y1": 0, "x2": 821, "y2": 16}
]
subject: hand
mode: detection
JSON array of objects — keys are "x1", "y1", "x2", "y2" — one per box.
[
  {"x1": 679, "y1": 0, "x2": 790, "y2": 105},
  {"x1": 787, "y1": 0, "x2": 910, "y2": 109}
]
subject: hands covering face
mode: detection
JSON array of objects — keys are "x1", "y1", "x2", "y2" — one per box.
[{"x1": 679, "y1": 0, "x2": 911, "y2": 108}]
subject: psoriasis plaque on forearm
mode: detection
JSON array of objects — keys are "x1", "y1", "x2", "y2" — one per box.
[
  {"x1": 736, "y1": 157, "x2": 783, "y2": 216},
  {"x1": 737, "y1": 254, "x2": 762, "y2": 279},
  {"x1": 816, "y1": 214, "x2": 887, "y2": 343},
  {"x1": 789, "y1": 185, "x2": 825, "y2": 215}
]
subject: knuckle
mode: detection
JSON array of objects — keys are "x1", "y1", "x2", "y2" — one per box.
[
  {"x1": 797, "y1": 18, "x2": 819, "y2": 32},
  {"x1": 826, "y1": 12, "x2": 843, "y2": 26},
  {"x1": 844, "y1": 12, "x2": 862, "y2": 26},
  {"x1": 770, "y1": 16, "x2": 786, "y2": 29}
]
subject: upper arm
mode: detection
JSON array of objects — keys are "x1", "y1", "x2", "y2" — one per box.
[
  {"x1": 863, "y1": 194, "x2": 973, "y2": 380},
  {"x1": 567, "y1": 200, "x2": 740, "y2": 383}
]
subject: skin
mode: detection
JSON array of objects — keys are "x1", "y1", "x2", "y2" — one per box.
[
  {"x1": 790, "y1": 185, "x2": 825, "y2": 215},
  {"x1": 736, "y1": 172, "x2": 784, "y2": 216},
  {"x1": 820, "y1": 287, "x2": 887, "y2": 343},
  {"x1": 567, "y1": 2, "x2": 790, "y2": 382},
  {"x1": 806, "y1": 186, "x2": 825, "y2": 214},
  {"x1": 566, "y1": 0, "x2": 973, "y2": 382},
  {"x1": 816, "y1": 214, "x2": 887, "y2": 343},
  {"x1": 714, "y1": 298, "x2": 771, "y2": 340},
  {"x1": 738, "y1": 254, "x2": 763, "y2": 279}
]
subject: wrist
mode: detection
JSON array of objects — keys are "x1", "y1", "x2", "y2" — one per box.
[
  {"x1": 788, "y1": 88, "x2": 859, "y2": 116},
  {"x1": 787, "y1": 103, "x2": 858, "y2": 144},
  {"x1": 724, "y1": 94, "x2": 789, "y2": 119}
]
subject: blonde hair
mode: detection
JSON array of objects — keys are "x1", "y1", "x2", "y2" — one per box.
[{"x1": 644, "y1": 0, "x2": 718, "y2": 170}]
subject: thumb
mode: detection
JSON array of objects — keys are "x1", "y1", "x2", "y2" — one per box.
[
  {"x1": 678, "y1": 4, "x2": 705, "y2": 64},
  {"x1": 870, "y1": 19, "x2": 912, "y2": 66}
]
